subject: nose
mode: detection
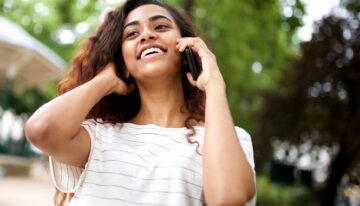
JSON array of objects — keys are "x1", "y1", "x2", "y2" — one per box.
[{"x1": 140, "y1": 28, "x2": 156, "y2": 43}]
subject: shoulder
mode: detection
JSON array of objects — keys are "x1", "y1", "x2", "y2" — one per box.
[
  {"x1": 234, "y1": 126, "x2": 251, "y2": 140},
  {"x1": 194, "y1": 121, "x2": 205, "y2": 127},
  {"x1": 82, "y1": 118, "x2": 125, "y2": 136}
]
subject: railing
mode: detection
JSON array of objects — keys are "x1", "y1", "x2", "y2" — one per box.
[
  {"x1": 0, "y1": 108, "x2": 42, "y2": 177},
  {"x1": 0, "y1": 108, "x2": 39, "y2": 157}
]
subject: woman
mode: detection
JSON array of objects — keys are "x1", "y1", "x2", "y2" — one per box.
[{"x1": 25, "y1": 0, "x2": 256, "y2": 205}]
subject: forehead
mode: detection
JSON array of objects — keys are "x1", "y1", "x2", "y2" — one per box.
[{"x1": 124, "y1": 4, "x2": 174, "y2": 25}]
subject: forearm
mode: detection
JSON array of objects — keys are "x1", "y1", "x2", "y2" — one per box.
[
  {"x1": 203, "y1": 81, "x2": 255, "y2": 205},
  {"x1": 25, "y1": 74, "x2": 113, "y2": 144}
]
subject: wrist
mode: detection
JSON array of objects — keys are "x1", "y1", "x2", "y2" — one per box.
[
  {"x1": 204, "y1": 77, "x2": 226, "y2": 93},
  {"x1": 93, "y1": 73, "x2": 117, "y2": 96}
]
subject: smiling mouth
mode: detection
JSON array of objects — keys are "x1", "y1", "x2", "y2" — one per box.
[{"x1": 139, "y1": 47, "x2": 167, "y2": 60}]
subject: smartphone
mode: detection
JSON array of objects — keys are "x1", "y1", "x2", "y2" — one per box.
[{"x1": 184, "y1": 47, "x2": 202, "y2": 81}]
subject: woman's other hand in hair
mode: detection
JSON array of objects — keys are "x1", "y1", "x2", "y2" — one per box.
[
  {"x1": 176, "y1": 37, "x2": 225, "y2": 92},
  {"x1": 97, "y1": 62, "x2": 135, "y2": 96}
]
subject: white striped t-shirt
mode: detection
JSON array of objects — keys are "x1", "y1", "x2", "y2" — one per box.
[{"x1": 49, "y1": 120, "x2": 256, "y2": 206}]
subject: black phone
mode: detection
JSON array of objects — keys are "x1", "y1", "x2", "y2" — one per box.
[{"x1": 184, "y1": 47, "x2": 202, "y2": 81}]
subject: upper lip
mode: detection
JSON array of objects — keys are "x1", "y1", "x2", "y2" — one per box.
[{"x1": 137, "y1": 43, "x2": 167, "y2": 59}]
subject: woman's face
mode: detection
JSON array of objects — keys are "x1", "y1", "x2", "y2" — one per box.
[{"x1": 121, "y1": 4, "x2": 183, "y2": 81}]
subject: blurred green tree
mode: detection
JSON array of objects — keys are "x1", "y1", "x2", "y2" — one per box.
[
  {"x1": 1, "y1": 0, "x2": 312, "y2": 204},
  {"x1": 183, "y1": 0, "x2": 304, "y2": 173},
  {"x1": 256, "y1": 6, "x2": 360, "y2": 206},
  {"x1": 341, "y1": 0, "x2": 360, "y2": 13},
  {"x1": 0, "y1": 0, "x2": 110, "y2": 61},
  {"x1": 191, "y1": 0, "x2": 303, "y2": 130},
  {"x1": 1, "y1": 0, "x2": 304, "y2": 171},
  {"x1": 1, "y1": 0, "x2": 302, "y2": 130}
]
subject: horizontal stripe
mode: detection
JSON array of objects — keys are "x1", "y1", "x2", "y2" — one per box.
[
  {"x1": 120, "y1": 131, "x2": 171, "y2": 137},
  {"x1": 93, "y1": 147, "x2": 149, "y2": 163},
  {"x1": 79, "y1": 193, "x2": 184, "y2": 206},
  {"x1": 86, "y1": 169, "x2": 202, "y2": 188},
  {"x1": 95, "y1": 138, "x2": 171, "y2": 151},
  {"x1": 52, "y1": 120, "x2": 254, "y2": 206},
  {"x1": 92, "y1": 147, "x2": 201, "y2": 166},
  {"x1": 118, "y1": 131, "x2": 184, "y2": 144},
  {"x1": 123, "y1": 123, "x2": 196, "y2": 131},
  {"x1": 83, "y1": 181, "x2": 202, "y2": 201},
  {"x1": 97, "y1": 124, "x2": 204, "y2": 141},
  {"x1": 90, "y1": 158, "x2": 201, "y2": 176},
  {"x1": 147, "y1": 150, "x2": 159, "y2": 157},
  {"x1": 91, "y1": 158, "x2": 146, "y2": 168}
]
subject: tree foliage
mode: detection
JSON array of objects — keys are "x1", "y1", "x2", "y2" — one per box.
[
  {"x1": 1, "y1": 0, "x2": 312, "y2": 204},
  {"x1": 341, "y1": 0, "x2": 360, "y2": 13},
  {"x1": 188, "y1": 0, "x2": 302, "y2": 132},
  {"x1": 0, "y1": 0, "x2": 115, "y2": 61},
  {"x1": 257, "y1": 8, "x2": 360, "y2": 205},
  {"x1": 1, "y1": 0, "x2": 300, "y2": 131}
]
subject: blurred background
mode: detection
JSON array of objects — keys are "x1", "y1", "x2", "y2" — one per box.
[{"x1": 0, "y1": 0, "x2": 359, "y2": 205}]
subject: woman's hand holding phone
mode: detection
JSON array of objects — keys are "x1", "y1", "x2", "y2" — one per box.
[
  {"x1": 176, "y1": 37, "x2": 225, "y2": 92},
  {"x1": 183, "y1": 47, "x2": 201, "y2": 81}
]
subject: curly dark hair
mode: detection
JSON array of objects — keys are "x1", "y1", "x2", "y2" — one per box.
[{"x1": 55, "y1": 0, "x2": 205, "y2": 205}]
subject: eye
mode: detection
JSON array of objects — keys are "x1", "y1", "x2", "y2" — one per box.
[
  {"x1": 155, "y1": 24, "x2": 169, "y2": 31},
  {"x1": 125, "y1": 31, "x2": 139, "y2": 39}
]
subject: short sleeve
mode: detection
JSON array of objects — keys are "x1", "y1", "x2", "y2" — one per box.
[
  {"x1": 235, "y1": 127, "x2": 255, "y2": 171},
  {"x1": 48, "y1": 119, "x2": 97, "y2": 193},
  {"x1": 235, "y1": 126, "x2": 257, "y2": 206}
]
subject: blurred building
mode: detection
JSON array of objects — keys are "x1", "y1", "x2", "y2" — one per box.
[
  {"x1": 0, "y1": 16, "x2": 66, "y2": 95},
  {"x1": 0, "y1": 15, "x2": 65, "y2": 175},
  {"x1": 0, "y1": 16, "x2": 66, "y2": 206},
  {"x1": 0, "y1": 15, "x2": 66, "y2": 152}
]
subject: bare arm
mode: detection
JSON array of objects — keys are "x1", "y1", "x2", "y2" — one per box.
[
  {"x1": 25, "y1": 64, "x2": 133, "y2": 168},
  {"x1": 177, "y1": 38, "x2": 256, "y2": 205},
  {"x1": 203, "y1": 80, "x2": 256, "y2": 205}
]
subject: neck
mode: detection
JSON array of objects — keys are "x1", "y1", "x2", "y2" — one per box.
[{"x1": 129, "y1": 73, "x2": 188, "y2": 128}]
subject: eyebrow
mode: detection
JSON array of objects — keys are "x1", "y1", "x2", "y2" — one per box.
[{"x1": 124, "y1": 15, "x2": 173, "y2": 30}]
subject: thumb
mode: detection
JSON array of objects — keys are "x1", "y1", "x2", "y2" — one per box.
[
  {"x1": 186, "y1": 72, "x2": 197, "y2": 87},
  {"x1": 114, "y1": 81, "x2": 136, "y2": 95},
  {"x1": 122, "y1": 82, "x2": 136, "y2": 95}
]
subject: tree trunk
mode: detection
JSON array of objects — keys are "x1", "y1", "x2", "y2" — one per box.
[
  {"x1": 322, "y1": 143, "x2": 355, "y2": 206},
  {"x1": 183, "y1": 0, "x2": 194, "y2": 19}
]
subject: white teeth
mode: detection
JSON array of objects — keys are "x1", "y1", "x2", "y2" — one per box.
[{"x1": 140, "y1": 47, "x2": 164, "y2": 59}]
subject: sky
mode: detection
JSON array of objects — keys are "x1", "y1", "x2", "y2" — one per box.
[{"x1": 297, "y1": 0, "x2": 342, "y2": 41}]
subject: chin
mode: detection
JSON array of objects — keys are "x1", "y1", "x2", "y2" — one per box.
[{"x1": 137, "y1": 61, "x2": 181, "y2": 79}]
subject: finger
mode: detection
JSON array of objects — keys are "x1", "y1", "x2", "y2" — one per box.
[
  {"x1": 178, "y1": 42, "x2": 188, "y2": 52},
  {"x1": 177, "y1": 38, "x2": 209, "y2": 57},
  {"x1": 115, "y1": 81, "x2": 135, "y2": 95},
  {"x1": 177, "y1": 40, "x2": 198, "y2": 53},
  {"x1": 176, "y1": 38, "x2": 185, "y2": 43},
  {"x1": 105, "y1": 62, "x2": 116, "y2": 70},
  {"x1": 179, "y1": 37, "x2": 203, "y2": 48},
  {"x1": 176, "y1": 39, "x2": 192, "y2": 52},
  {"x1": 123, "y1": 83, "x2": 136, "y2": 95},
  {"x1": 176, "y1": 41, "x2": 184, "y2": 51},
  {"x1": 176, "y1": 37, "x2": 196, "y2": 49},
  {"x1": 177, "y1": 37, "x2": 196, "y2": 42},
  {"x1": 186, "y1": 72, "x2": 197, "y2": 87}
]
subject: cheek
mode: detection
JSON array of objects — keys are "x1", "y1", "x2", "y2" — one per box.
[
  {"x1": 121, "y1": 43, "x2": 135, "y2": 67},
  {"x1": 121, "y1": 43, "x2": 131, "y2": 59},
  {"x1": 170, "y1": 51, "x2": 183, "y2": 70}
]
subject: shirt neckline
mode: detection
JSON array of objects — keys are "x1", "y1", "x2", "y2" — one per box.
[{"x1": 123, "y1": 122, "x2": 204, "y2": 131}]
